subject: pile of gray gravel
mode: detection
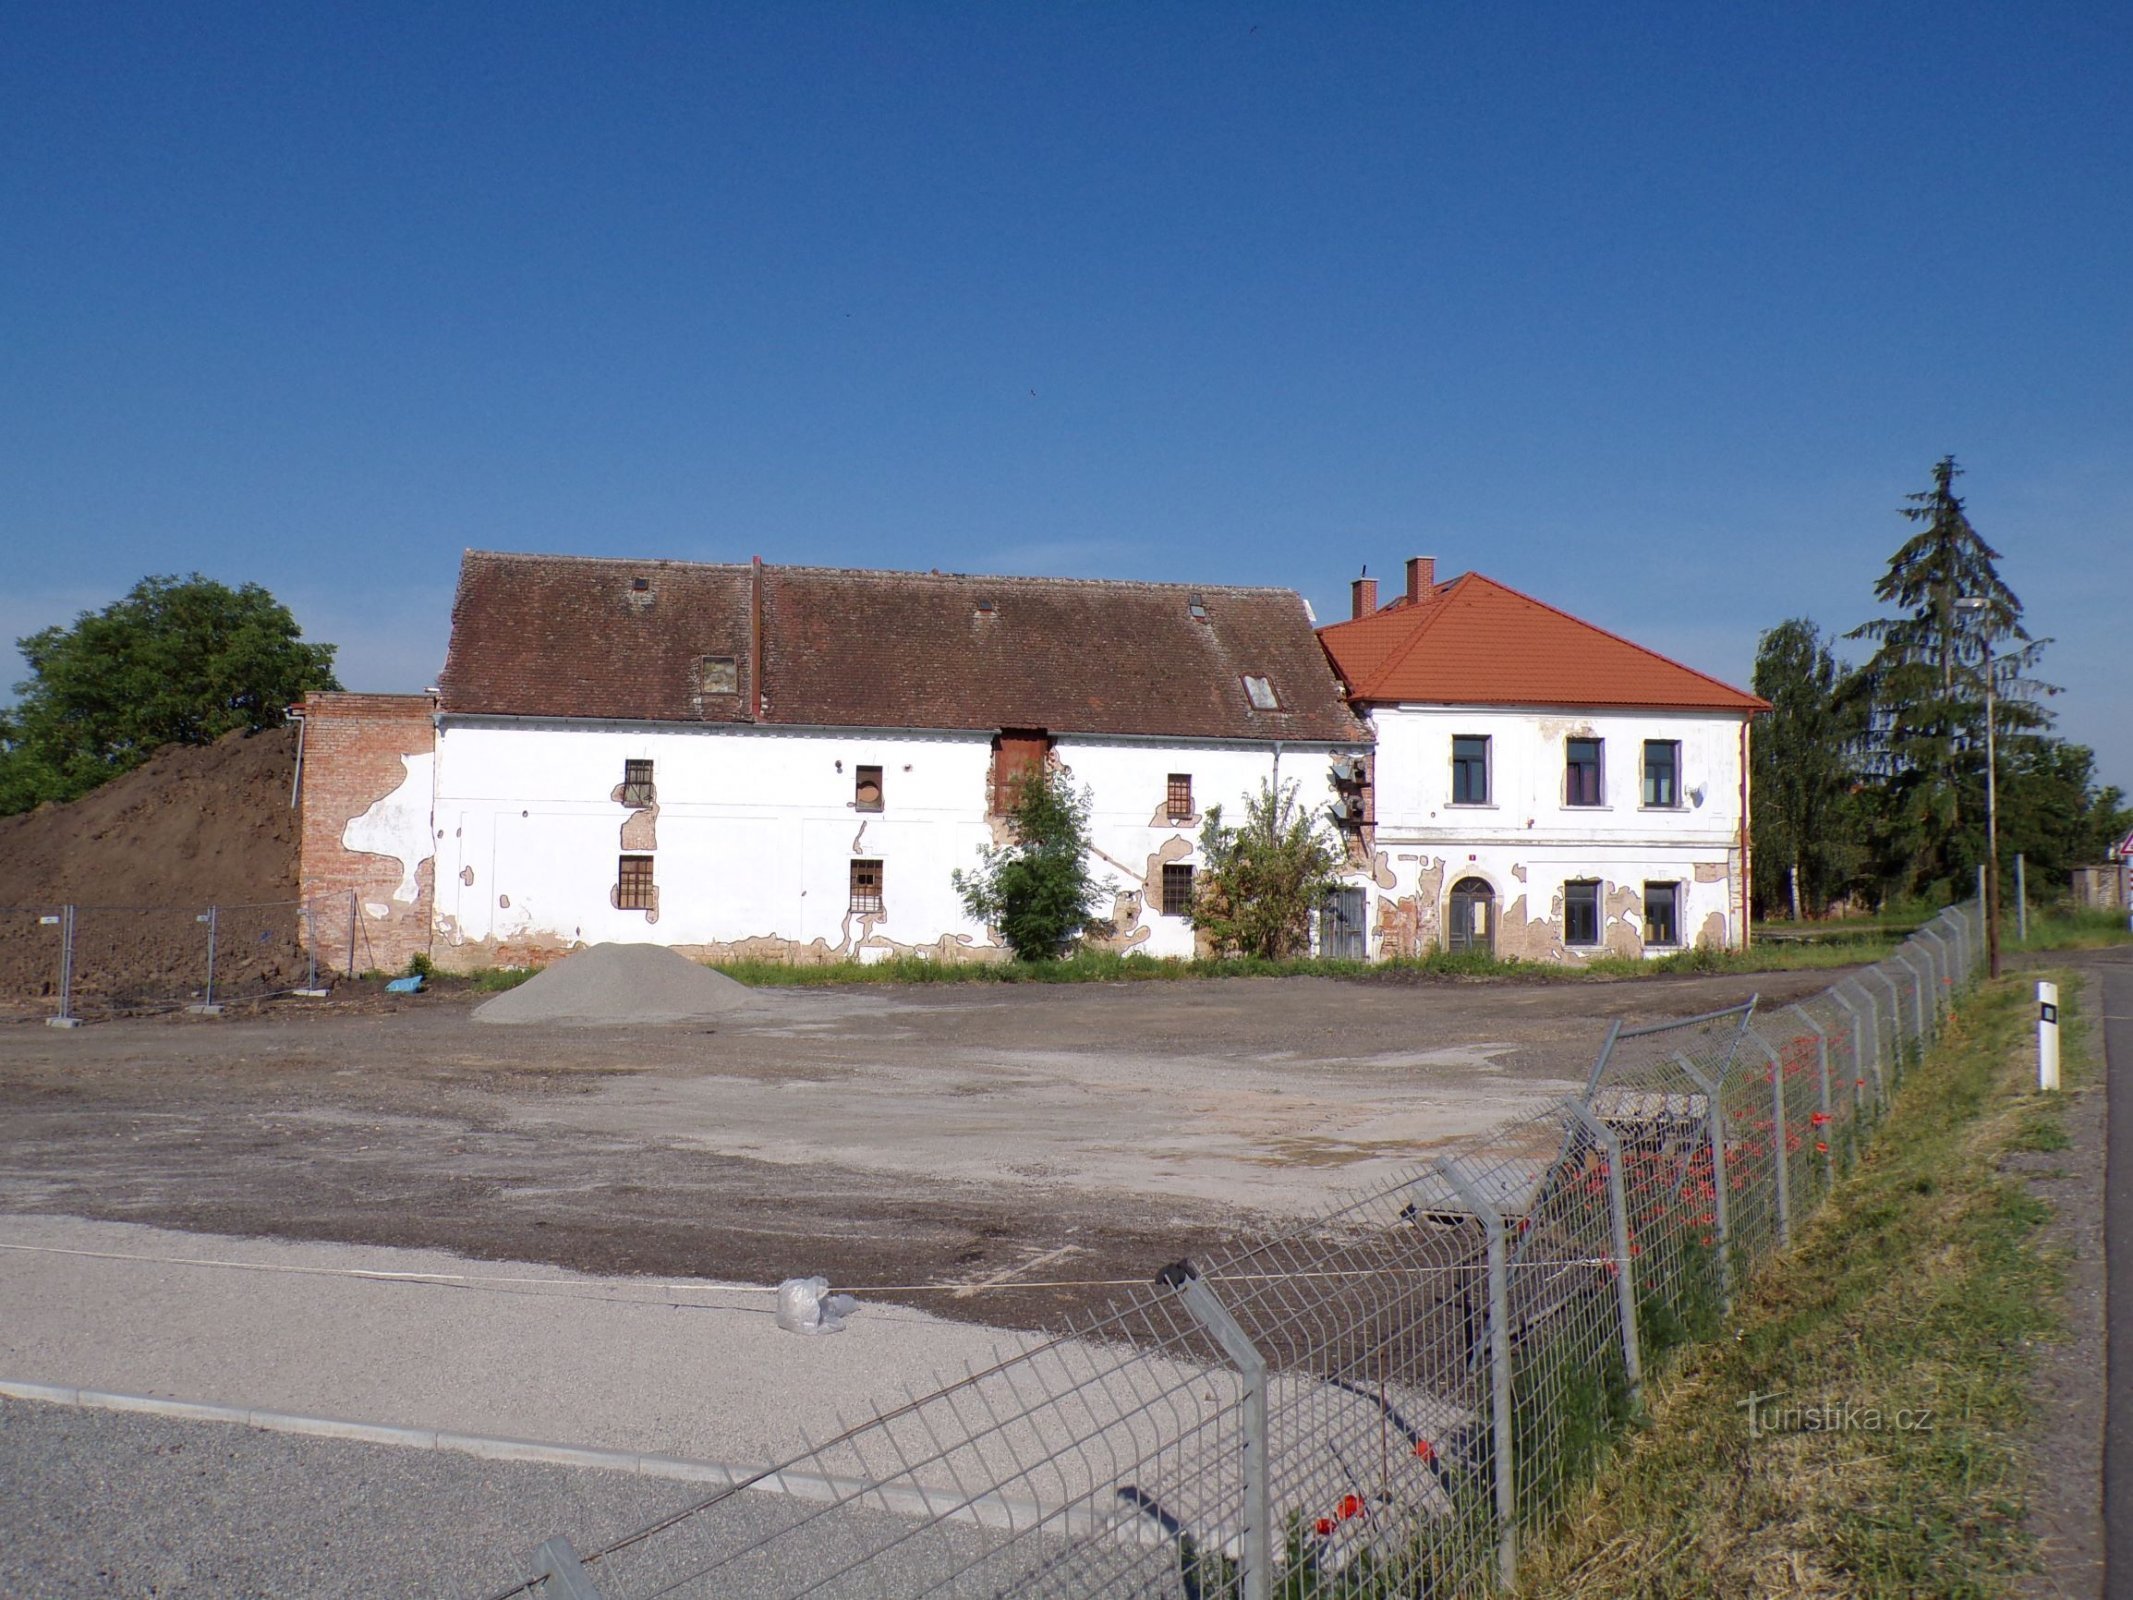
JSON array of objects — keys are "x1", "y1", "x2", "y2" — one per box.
[{"x1": 472, "y1": 943, "x2": 760, "y2": 1026}]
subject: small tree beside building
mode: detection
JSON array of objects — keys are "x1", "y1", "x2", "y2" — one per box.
[
  {"x1": 952, "y1": 765, "x2": 1108, "y2": 961},
  {"x1": 1190, "y1": 779, "x2": 1345, "y2": 959}
]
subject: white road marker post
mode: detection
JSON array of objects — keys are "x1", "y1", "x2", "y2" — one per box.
[{"x1": 2037, "y1": 981, "x2": 2061, "y2": 1092}]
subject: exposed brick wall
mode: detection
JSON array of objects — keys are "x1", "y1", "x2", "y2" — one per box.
[{"x1": 297, "y1": 693, "x2": 437, "y2": 975}]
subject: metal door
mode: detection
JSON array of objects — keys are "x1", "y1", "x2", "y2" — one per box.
[
  {"x1": 1320, "y1": 888, "x2": 1367, "y2": 959},
  {"x1": 1448, "y1": 877, "x2": 1495, "y2": 956}
]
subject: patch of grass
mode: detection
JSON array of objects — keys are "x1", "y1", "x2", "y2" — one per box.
[
  {"x1": 2010, "y1": 907, "x2": 2133, "y2": 952},
  {"x1": 464, "y1": 966, "x2": 536, "y2": 992},
  {"x1": 1514, "y1": 970, "x2": 2080, "y2": 1599},
  {"x1": 711, "y1": 940, "x2": 1886, "y2": 988}
]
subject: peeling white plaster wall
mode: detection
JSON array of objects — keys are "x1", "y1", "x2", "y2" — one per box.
[
  {"x1": 341, "y1": 752, "x2": 437, "y2": 905},
  {"x1": 1366, "y1": 704, "x2": 1750, "y2": 956},
  {"x1": 428, "y1": 721, "x2": 1365, "y2": 959}
]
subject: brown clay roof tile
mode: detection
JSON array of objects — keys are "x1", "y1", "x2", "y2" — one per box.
[{"x1": 440, "y1": 551, "x2": 1364, "y2": 741}]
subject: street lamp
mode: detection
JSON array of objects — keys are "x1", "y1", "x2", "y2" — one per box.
[{"x1": 1954, "y1": 596, "x2": 2001, "y2": 978}]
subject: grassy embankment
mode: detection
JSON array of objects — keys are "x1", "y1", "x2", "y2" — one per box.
[{"x1": 1512, "y1": 967, "x2": 2092, "y2": 1599}]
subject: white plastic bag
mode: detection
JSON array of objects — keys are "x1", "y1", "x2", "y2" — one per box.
[{"x1": 775, "y1": 1275, "x2": 859, "y2": 1335}]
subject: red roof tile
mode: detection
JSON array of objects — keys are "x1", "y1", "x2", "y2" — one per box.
[
  {"x1": 440, "y1": 552, "x2": 1365, "y2": 742},
  {"x1": 1317, "y1": 572, "x2": 1767, "y2": 713}
]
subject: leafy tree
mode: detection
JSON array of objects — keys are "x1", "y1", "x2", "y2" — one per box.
[
  {"x1": 952, "y1": 763, "x2": 1108, "y2": 960},
  {"x1": 1749, "y1": 618, "x2": 1866, "y2": 919},
  {"x1": 0, "y1": 574, "x2": 339, "y2": 813},
  {"x1": 1190, "y1": 778, "x2": 1346, "y2": 959},
  {"x1": 1847, "y1": 457, "x2": 2054, "y2": 898}
]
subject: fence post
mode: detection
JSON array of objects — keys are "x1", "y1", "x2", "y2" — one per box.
[
  {"x1": 302, "y1": 904, "x2": 319, "y2": 991},
  {"x1": 531, "y1": 1536, "x2": 606, "y2": 1599},
  {"x1": 1672, "y1": 1055, "x2": 1732, "y2": 1310},
  {"x1": 45, "y1": 907, "x2": 81, "y2": 1028},
  {"x1": 2016, "y1": 853, "x2": 2028, "y2": 944},
  {"x1": 346, "y1": 889, "x2": 359, "y2": 979},
  {"x1": 1943, "y1": 908, "x2": 1970, "y2": 989},
  {"x1": 1917, "y1": 925, "x2": 1953, "y2": 1013},
  {"x1": 1581, "y1": 1016, "x2": 1624, "y2": 1100},
  {"x1": 1788, "y1": 1004, "x2": 1837, "y2": 1188},
  {"x1": 1563, "y1": 1099, "x2": 1643, "y2": 1407},
  {"x1": 190, "y1": 907, "x2": 223, "y2": 1016},
  {"x1": 1743, "y1": 1030, "x2": 1790, "y2": 1250},
  {"x1": 1830, "y1": 984, "x2": 1876, "y2": 1115},
  {"x1": 1163, "y1": 1261, "x2": 1271, "y2": 1600},
  {"x1": 1895, "y1": 948, "x2": 1931, "y2": 1042},
  {"x1": 1435, "y1": 1158, "x2": 1517, "y2": 1589},
  {"x1": 1872, "y1": 965, "x2": 1908, "y2": 1071}
]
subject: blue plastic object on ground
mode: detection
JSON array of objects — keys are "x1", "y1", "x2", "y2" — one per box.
[{"x1": 384, "y1": 975, "x2": 424, "y2": 995}]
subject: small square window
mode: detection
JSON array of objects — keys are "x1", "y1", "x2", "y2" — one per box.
[
  {"x1": 699, "y1": 655, "x2": 738, "y2": 696},
  {"x1": 1644, "y1": 881, "x2": 1680, "y2": 946},
  {"x1": 1565, "y1": 738, "x2": 1603, "y2": 807},
  {"x1": 855, "y1": 765, "x2": 884, "y2": 811},
  {"x1": 617, "y1": 854, "x2": 655, "y2": 911},
  {"x1": 1452, "y1": 736, "x2": 1490, "y2": 805},
  {"x1": 1166, "y1": 773, "x2": 1194, "y2": 821},
  {"x1": 1564, "y1": 880, "x2": 1601, "y2": 946},
  {"x1": 1162, "y1": 863, "x2": 1195, "y2": 917},
  {"x1": 1642, "y1": 740, "x2": 1680, "y2": 808},
  {"x1": 621, "y1": 759, "x2": 654, "y2": 808},
  {"x1": 1242, "y1": 675, "x2": 1280, "y2": 711},
  {"x1": 850, "y1": 859, "x2": 884, "y2": 914}
]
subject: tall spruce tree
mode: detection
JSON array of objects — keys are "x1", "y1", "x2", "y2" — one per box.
[{"x1": 1848, "y1": 457, "x2": 2053, "y2": 897}]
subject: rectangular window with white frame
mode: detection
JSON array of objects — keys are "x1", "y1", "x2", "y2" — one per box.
[
  {"x1": 1565, "y1": 738, "x2": 1604, "y2": 807},
  {"x1": 1451, "y1": 735, "x2": 1490, "y2": 805},
  {"x1": 1642, "y1": 740, "x2": 1681, "y2": 808},
  {"x1": 1564, "y1": 880, "x2": 1601, "y2": 946},
  {"x1": 1643, "y1": 880, "x2": 1680, "y2": 946}
]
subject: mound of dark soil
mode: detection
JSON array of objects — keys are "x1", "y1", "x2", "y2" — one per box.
[{"x1": 0, "y1": 728, "x2": 305, "y2": 1006}]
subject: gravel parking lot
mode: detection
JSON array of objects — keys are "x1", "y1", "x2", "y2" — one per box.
[{"x1": 0, "y1": 970, "x2": 1833, "y2": 1328}]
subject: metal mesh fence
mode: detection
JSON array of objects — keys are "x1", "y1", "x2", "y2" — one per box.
[
  {"x1": 474, "y1": 903, "x2": 1983, "y2": 1600},
  {"x1": 2, "y1": 897, "x2": 340, "y2": 1022}
]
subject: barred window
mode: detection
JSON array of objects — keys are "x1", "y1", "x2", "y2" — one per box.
[
  {"x1": 617, "y1": 855, "x2": 655, "y2": 911},
  {"x1": 621, "y1": 759, "x2": 654, "y2": 808},
  {"x1": 1166, "y1": 773, "x2": 1193, "y2": 821},
  {"x1": 1162, "y1": 863, "x2": 1195, "y2": 917},
  {"x1": 850, "y1": 859, "x2": 884, "y2": 914}
]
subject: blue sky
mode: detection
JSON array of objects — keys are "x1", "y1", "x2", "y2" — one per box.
[{"x1": 5, "y1": 4, "x2": 2128, "y2": 790}]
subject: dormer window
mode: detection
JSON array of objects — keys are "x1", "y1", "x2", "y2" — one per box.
[
  {"x1": 1242, "y1": 675, "x2": 1279, "y2": 711},
  {"x1": 1188, "y1": 594, "x2": 1209, "y2": 621}
]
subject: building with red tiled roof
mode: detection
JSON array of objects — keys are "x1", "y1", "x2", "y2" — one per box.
[{"x1": 1316, "y1": 557, "x2": 1765, "y2": 961}]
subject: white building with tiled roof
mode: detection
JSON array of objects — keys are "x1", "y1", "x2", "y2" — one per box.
[
  {"x1": 1317, "y1": 557, "x2": 1768, "y2": 959},
  {"x1": 300, "y1": 552, "x2": 1369, "y2": 969}
]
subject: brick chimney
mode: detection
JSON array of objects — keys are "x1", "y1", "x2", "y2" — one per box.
[
  {"x1": 1405, "y1": 555, "x2": 1436, "y2": 603},
  {"x1": 1350, "y1": 574, "x2": 1378, "y2": 619}
]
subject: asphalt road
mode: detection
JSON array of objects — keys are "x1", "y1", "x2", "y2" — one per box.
[{"x1": 2102, "y1": 955, "x2": 2133, "y2": 1598}]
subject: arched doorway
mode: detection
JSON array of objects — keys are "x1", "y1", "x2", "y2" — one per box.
[{"x1": 1447, "y1": 877, "x2": 1495, "y2": 956}]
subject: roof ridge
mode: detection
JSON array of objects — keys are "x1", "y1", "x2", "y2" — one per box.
[{"x1": 462, "y1": 549, "x2": 1299, "y2": 598}]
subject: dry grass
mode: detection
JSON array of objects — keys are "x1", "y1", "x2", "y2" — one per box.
[{"x1": 1514, "y1": 970, "x2": 2081, "y2": 1599}]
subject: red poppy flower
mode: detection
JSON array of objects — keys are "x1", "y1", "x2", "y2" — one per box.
[{"x1": 1338, "y1": 1494, "x2": 1366, "y2": 1521}]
